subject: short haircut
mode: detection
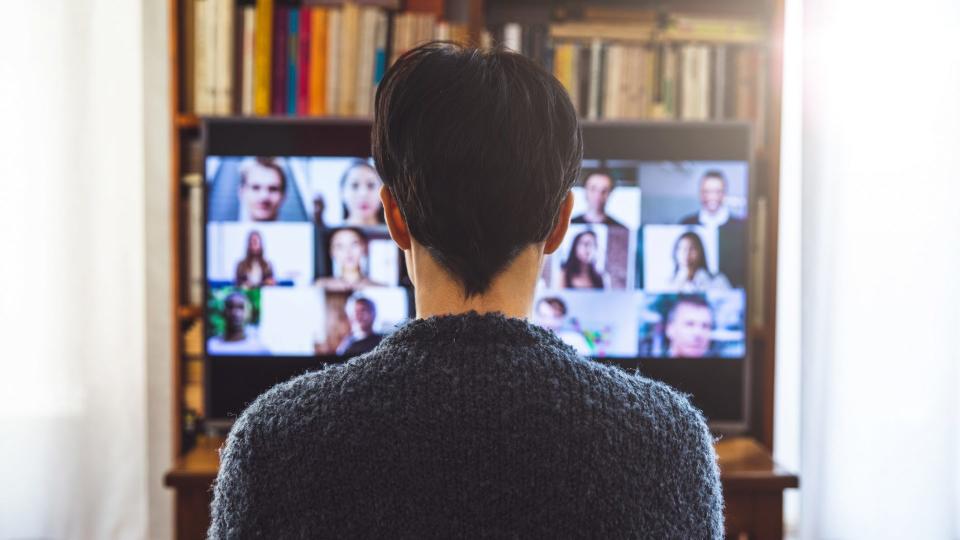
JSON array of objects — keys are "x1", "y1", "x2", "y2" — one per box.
[
  {"x1": 373, "y1": 42, "x2": 583, "y2": 296},
  {"x1": 700, "y1": 170, "x2": 727, "y2": 189},
  {"x1": 666, "y1": 294, "x2": 713, "y2": 324},
  {"x1": 346, "y1": 294, "x2": 377, "y2": 317},
  {"x1": 583, "y1": 169, "x2": 614, "y2": 188},
  {"x1": 240, "y1": 157, "x2": 287, "y2": 193},
  {"x1": 537, "y1": 296, "x2": 567, "y2": 316}
]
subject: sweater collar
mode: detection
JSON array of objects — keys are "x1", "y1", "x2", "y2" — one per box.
[{"x1": 381, "y1": 311, "x2": 569, "y2": 349}]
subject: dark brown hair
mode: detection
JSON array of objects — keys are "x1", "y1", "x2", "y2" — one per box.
[{"x1": 372, "y1": 42, "x2": 582, "y2": 296}]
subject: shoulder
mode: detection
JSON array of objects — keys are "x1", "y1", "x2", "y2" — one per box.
[{"x1": 680, "y1": 213, "x2": 700, "y2": 225}]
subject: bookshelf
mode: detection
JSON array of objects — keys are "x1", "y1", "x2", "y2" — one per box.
[{"x1": 167, "y1": 0, "x2": 786, "y2": 500}]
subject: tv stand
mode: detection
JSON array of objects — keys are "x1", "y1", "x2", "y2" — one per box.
[{"x1": 165, "y1": 436, "x2": 797, "y2": 539}]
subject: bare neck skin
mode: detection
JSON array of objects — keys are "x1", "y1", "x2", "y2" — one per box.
[{"x1": 381, "y1": 186, "x2": 573, "y2": 320}]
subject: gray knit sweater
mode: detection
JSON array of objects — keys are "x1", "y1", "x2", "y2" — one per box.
[{"x1": 209, "y1": 312, "x2": 723, "y2": 539}]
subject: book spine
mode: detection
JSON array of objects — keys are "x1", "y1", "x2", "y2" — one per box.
[
  {"x1": 194, "y1": 0, "x2": 210, "y2": 114},
  {"x1": 240, "y1": 6, "x2": 256, "y2": 115},
  {"x1": 373, "y1": 11, "x2": 388, "y2": 89},
  {"x1": 603, "y1": 43, "x2": 620, "y2": 119},
  {"x1": 338, "y1": 2, "x2": 360, "y2": 116},
  {"x1": 287, "y1": 9, "x2": 299, "y2": 116},
  {"x1": 309, "y1": 8, "x2": 327, "y2": 116},
  {"x1": 325, "y1": 8, "x2": 341, "y2": 115},
  {"x1": 298, "y1": 6, "x2": 312, "y2": 115},
  {"x1": 586, "y1": 38, "x2": 602, "y2": 120},
  {"x1": 214, "y1": 0, "x2": 235, "y2": 115},
  {"x1": 184, "y1": 0, "x2": 197, "y2": 113},
  {"x1": 253, "y1": 0, "x2": 274, "y2": 115},
  {"x1": 271, "y1": 5, "x2": 288, "y2": 114},
  {"x1": 504, "y1": 22, "x2": 522, "y2": 52},
  {"x1": 355, "y1": 7, "x2": 376, "y2": 117},
  {"x1": 232, "y1": 2, "x2": 244, "y2": 114}
]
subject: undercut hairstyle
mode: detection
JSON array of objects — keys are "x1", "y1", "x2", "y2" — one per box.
[{"x1": 373, "y1": 41, "x2": 583, "y2": 296}]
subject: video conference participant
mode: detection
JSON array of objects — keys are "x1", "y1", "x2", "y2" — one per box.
[
  {"x1": 670, "y1": 231, "x2": 730, "y2": 292},
  {"x1": 664, "y1": 295, "x2": 715, "y2": 358},
  {"x1": 234, "y1": 231, "x2": 277, "y2": 288},
  {"x1": 679, "y1": 170, "x2": 747, "y2": 287},
  {"x1": 315, "y1": 227, "x2": 386, "y2": 291},
  {"x1": 207, "y1": 291, "x2": 268, "y2": 355},
  {"x1": 210, "y1": 42, "x2": 722, "y2": 539},
  {"x1": 238, "y1": 158, "x2": 287, "y2": 222},
  {"x1": 571, "y1": 170, "x2": 626, "y2": 228},
  {"x1": 335, "y1": 294, "x2": 384, "y2": 356},
  {"x1": 340, "y1": 160, "x2": 386, "y2": 226},
  {"x1": 533, "y1": 296, "x2": 592, "y2": 355},
  {"x1": 559, "y1": 230, "x2": 607, "y2": 289}
]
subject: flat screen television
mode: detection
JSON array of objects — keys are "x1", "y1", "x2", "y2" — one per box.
[{"x1": 203, "y1": 118, "x2": 752, "y2": 433}]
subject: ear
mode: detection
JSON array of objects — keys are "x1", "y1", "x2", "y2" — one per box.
[
  {"x1": 380, "y1": 185, "x2": 412, "y2": 250},
  {"x1": 544, "y1": 192, "x2": 574, "y2": 255}
]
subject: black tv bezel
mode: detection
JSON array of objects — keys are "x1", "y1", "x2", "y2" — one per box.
[{"x1": 201, "y1": 117, "x2": 753, "y2": 435}]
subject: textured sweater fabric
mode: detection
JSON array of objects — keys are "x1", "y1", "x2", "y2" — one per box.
[{"x1": 209, "y1": 312, "x2": 724, "y2": 539}]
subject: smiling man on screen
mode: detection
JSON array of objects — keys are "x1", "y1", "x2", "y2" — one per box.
[{"x1": 209, "y1": 42, "x2": 723, "y2": 539}]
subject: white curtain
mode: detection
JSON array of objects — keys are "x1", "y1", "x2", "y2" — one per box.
[
  {"x1": 0, "y1": 1, "x2": 159, "y2": 538},
  {"x1": 788, "y1": 0, "x2": 960, "y2": 537}
]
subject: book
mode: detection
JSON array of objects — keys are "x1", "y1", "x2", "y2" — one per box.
[
  {"x1": 355, "y1": 7, "x2": 377, "y2": 117},
  {"x1": 603, "y1": 43, "x2": 621, "y2": 119},
  {"x1": 338, "y1": 2, "x2": 360, "y2": 116},
  {"x1": 372, "y1": 10, "x2": 388, "y2": 94},
  {"x1": 213, "y1": 0, "x2": 235, "y2": 115},
  {"x1": 325, "y1": 8, "x2": 341, "y2": 115},
  {"x1": 183, "y1": 0, "x2": 197, "y2": 113},
  {"x1": 193, "y1": 0, "x2": 210, "y2": 114},
  {"x1": 504, "y1": 23, "x2": 522, "y2": 52},
  {"x1": 297, "y1": 6, "x2": 312, "y2": 115},
  {"x1": 308, "y1": 7, "x2": 328, "y2": 115},
  {"x1": 586, "y1": 38, "x2": 602, "y2": 120},
  {"x1": 287, "y1": 9, "x2": 299, "y2": 116},
  {"x1": 271, "y1": 5, "x2": 289, "y2": 114},
  {"x1": 253, "y1": 0, "x2": 273, "y2": 115},
  {"x1": 240, "y1": 6, "x2": 255, "y2": 114}
]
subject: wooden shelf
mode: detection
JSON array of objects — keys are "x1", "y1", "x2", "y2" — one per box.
[
  {"x1": 177, "y1": 304, "x2": 202, "y2": 321},
  {"x1": 175, "y1": 113, "x2": 199, "y2": 129}
]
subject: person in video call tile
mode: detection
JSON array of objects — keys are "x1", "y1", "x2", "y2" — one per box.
[
  {"x1": 207, "y1": 291, "x2": 267, "y2": 355},
  {"x1": 341, "y1": 160, "x2": 386, "y2": 227},
  {"x1": 335, "y1": 295, "x2": 383, "y2": 356},
  {"x1": 559, "y1": 230, "x2": 608, "y2": 289},
  {"x1": 571, "y1": 170, "x2": 626, "y2": 228},
  {"x1": 534, "y1": 297, "x2": 592, "y2": 355},
  {"x1": 670, "y1": 231, "x2": 730, "y2": 292},
  {"x1": 665, "y1": 295, "x2": 714, "y2": 358},
  {"x1": 315, "y1": 227, "x2": 385, "y2": 291},
  {"x1": 234, "y1": 230, "x2": 276, "y2": 288},
  {"x1": 238, "y1": 158, "x2": 286, "y2": 222},
  {"x1": 680, "y1": 170, "x2": 747, "y2": 287}
]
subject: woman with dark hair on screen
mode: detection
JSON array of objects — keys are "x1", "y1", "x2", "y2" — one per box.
[
  {"x1": 340, "y1": 160, "x2": 386, "y2": 226},
  {"x1": 670, "y1": 230, "x2": 730, "y2": 292},
  {"x1": 559, "y1": 230, "x2": 607, "y2": 289},
  {"x1": 315, "y1": 227, "x2": 385, "y2": 291},
  {"x1": 234, "y1": 230, "x2": 276, "y2": 288}
]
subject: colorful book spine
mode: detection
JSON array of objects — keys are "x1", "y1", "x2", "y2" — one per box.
[
  {"x1": 308, "y1": 8, "x2": 328, "y2": 115},
  {"x1": 271, "y1": 5, "x2": 288, "y2": 114},
  {"x1": 325, "y1": 8, "x2": 341, "y2": 115},
  {"x1": 297, "y1": 6, "x2": 312, "y2": 115},
  {"x1": 287, "y1": 9, "x2": 299, "y2": 116},
  {"x1": 240, "y1": 6, "x2": 255, "y2": 115},
  {"x1": 372, "y1": 11, "x2": 388, "y2": 89},
  {"x1": 253, "y1": 0, "x2": 273, "y2": 115}
]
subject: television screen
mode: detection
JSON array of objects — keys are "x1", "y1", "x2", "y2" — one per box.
[
  {"x1": 202, "y1": 119, "x2": 753, "y2": 432},
  {"x1": 205, "y1": 156, "x2": 412, "y2": 359}
]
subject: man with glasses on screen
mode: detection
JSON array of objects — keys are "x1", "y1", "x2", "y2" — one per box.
[{"x1": 209, "y1": 42, "x2": 723, "y2": 539}]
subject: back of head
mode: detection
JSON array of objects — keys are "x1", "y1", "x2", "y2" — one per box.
[{"x1": 373, "y1": 42, "x2": 582, "y2": 296}]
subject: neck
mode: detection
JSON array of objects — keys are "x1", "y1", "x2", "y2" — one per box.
[
  {"x1": 408, "y1": 241, "x2": 545, "y2": 320},
  {"x1": 585, "y1": 209, "x2": 605, "y2": 222}
]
